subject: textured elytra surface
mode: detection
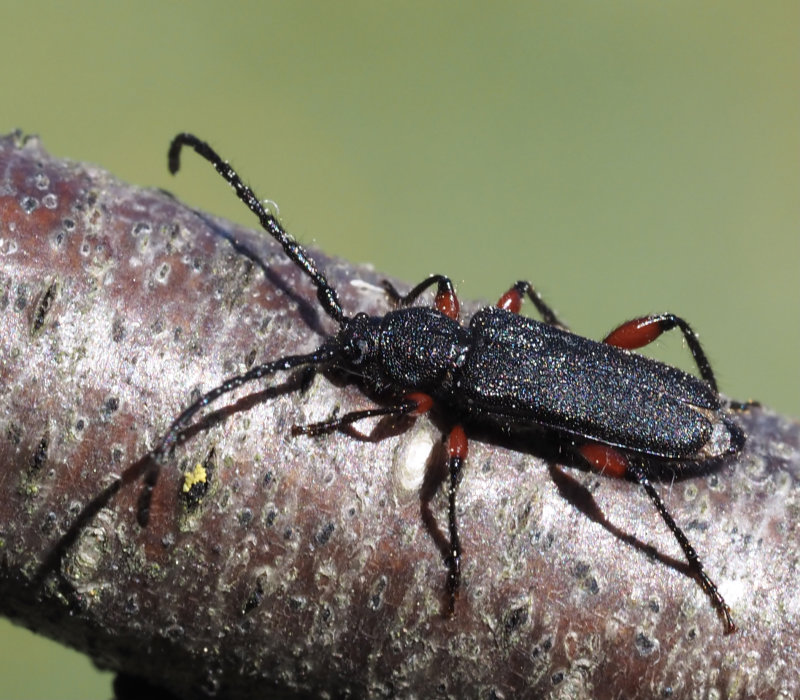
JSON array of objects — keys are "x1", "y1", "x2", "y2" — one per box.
[{"x1": 0, "y1": 132, "x2": 799, "y2": 699}]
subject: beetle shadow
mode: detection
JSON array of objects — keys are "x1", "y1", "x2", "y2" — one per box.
[
  {"x1": 191, "y1": 210, "x2": 331, "y2": 337},
  {"x1": 543, "y1": 460, "x2": 695, "y2": 579},
  {"x1": 34, "y1": 373, "x2": 310, "y2": 602},
  {"x1": 419, "y1": 440, "x2": 452, "y2": 565},
  {"x1": 38, "y1": 199, "x2": 339, "y2": 594},
  {"x1": 302, "y1": 400, "x2": 736, "y2": 611},
  {"x1": 414, "y1": 417, "x2": 741, "y2": 608}
]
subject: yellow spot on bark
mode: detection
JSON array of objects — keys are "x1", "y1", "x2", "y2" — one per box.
[{"x1": 182, "y1": 463, "x2": 207, "y2": 492}]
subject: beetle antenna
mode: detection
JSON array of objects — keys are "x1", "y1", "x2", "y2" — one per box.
[
  {"x1": 168, "y1": 133, "x2": 347, "y2": 325},
  {"x1": 136, "y1": 345, "x2": 338, "y2": 528}
]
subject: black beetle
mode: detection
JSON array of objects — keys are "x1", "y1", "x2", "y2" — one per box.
[{"x1": 139, "y1": 133, "x2": 750, "y2": 634}]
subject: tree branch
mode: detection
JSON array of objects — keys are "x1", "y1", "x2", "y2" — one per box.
[{"x1": 1, "y1": 131, "x2": 798, "y2": 699}]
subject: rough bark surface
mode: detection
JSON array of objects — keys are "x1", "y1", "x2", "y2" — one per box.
[{"x1": 0, "y1": 132, "x2": 798, "y2": 699}]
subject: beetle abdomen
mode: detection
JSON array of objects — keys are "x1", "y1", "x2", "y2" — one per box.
[{"x1": 458, "y1": 307, "x2": 720, "y2": 458}]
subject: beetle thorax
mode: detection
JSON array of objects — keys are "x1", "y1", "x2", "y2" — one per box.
[{"x1": 377, "y1": 307, "x2": 469, "y2": 393}]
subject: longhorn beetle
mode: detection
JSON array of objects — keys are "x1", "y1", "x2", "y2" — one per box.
[{"x1": 140, "y1": 133, "x2": 749, "y2": 634}]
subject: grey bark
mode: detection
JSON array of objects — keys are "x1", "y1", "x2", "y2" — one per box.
[{"x1": 0, "y1": 131, "x2": 798, "y2": 699}]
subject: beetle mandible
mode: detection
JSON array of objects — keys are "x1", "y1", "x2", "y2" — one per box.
[{"x1": 139, "y1": 133, "x2": 750, "y2": 634}]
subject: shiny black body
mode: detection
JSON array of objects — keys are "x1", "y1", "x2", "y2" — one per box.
[
  {"x1": 139, "y1": 133, "x2": 749, "y2": 634},
  {"x1": 338, "y1": 305, "x2": 739, "y2": 461}
]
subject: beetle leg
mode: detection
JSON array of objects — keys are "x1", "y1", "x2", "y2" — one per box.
[
  {"x1": 602, "y1": 313, "x2": 718, "y2": 392},
  {"x1": 577, "y1": 442, "x2": 629, "y2": 479},
  {"x1": 291, "y1": 392, "x2": 433, "y2": 436},
  {"x1": 630, "y1": 460, "x2": 736, "y2": 634},
  {"x1": 578, "y1": 442, "x2": 736, "y2": 634},
  {"x1": 445, "y1": 425, "x2": 468, "y2": 616},
  {"x1": 294, "y1": 392, "x2": 473, "y2": 616},
  {"x1": 382, "y1": 275, "x2": 460, "y2": 320},
  {"x1": 497, "y1": 280, "x2": 568, "y2": 329}
]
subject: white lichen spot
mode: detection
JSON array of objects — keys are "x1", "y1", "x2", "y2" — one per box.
[
  {"x1": 66, "y1": 508, "x2": 114, "y2": 585},
  {"x1": 156, "y1": 262, "x2": 171, "y2": 284},
  {"x1": 727, "y1": 574, "x2": 751, "y2": 617},
  {"x1": 393, "y1": 425, "x2": 435, "y2": 493},
  {"x1": 20, "y1": 196, "x2": 38, "y2": 214},
  {"x1": 350, "y1": 279, "x2": 389, "y2": 298},
  {"x1": 0, "y1": 238, "x2": 18, "y2": 256}
]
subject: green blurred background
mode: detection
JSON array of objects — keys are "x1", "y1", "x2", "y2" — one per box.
[{"x1": 1, "y1": 2, "x2": 796, "y2": 697}]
